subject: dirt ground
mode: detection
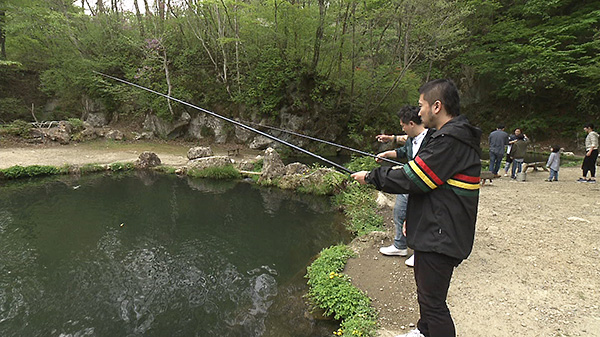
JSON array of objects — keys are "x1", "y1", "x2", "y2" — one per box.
[
  {"x1": 1, "y1": 140, "x2": 599, "y2": 337},
  {"x1": 346, "y1": 166, "x2": 600, "y2": 337}
]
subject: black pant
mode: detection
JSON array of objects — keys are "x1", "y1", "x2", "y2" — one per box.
[
  {"x1": 582, "y1": 149, "x2": 599, "y2": 178},
  {"x1": 414, "y1": 251, "x2": 462, "y2": 337}
]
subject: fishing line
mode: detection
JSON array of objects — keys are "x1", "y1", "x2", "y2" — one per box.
[
  {"x1": 242, "y1": 120, "x2": 404, "y2": 167},
  {"x1": 93, "y1": 71, "x2": 354, "y2": 174}
]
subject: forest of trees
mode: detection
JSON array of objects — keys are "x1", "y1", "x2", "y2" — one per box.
[{"x1": 0, "y1": 0, "x2": 598, "y2": 147}]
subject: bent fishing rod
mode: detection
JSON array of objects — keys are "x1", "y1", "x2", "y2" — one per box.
[
  {"x1": 93, "y1": 71, "x2": 354, "y2": 174},
  {"x1": 242, "y1": 120, "x2": 404, "y2": 167}
]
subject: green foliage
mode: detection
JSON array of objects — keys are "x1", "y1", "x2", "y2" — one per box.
[
  {"x1": 0, "y1": 119, "x2": 32, "y2": 137},
  {"x1": 0, "y1": 97, "x2": 28, "y2": 121},
  {"x1": 67, "y1": 118, "x2": 84, "y2": 132},
  {"x1": 109, "y1": 162, "x2": 135, "y2": 171},
  {"x1": 345, "y1": 156, "x2": 381, "y2": 173},
  {"x1": 305, "y1": 245, "x2": 377, "y2": 337},
  {"x1": 460, "y1": 0, "x2": 600, "y2": 120},
  {"x1": 187, "y1": 165, "x2": 242, "y2": 180},
  {"x1": 252, "y1": 158, "x2": 264, "y2": 172},
  {"x1": 237, "y1": 47, "x2": 296, "y2": 117},
  {"x1": 333, "y1": 183, "x2": 382, "y2": 235},
  {"x1": 153, "y1": 165, "x2": 178, "y2": 174},
  {"x1": 297, "y1": 167, "x2": 348, "y2": 196},
  {"x1": 0, "y1": 164, "x2": 67, "y2": 179},
  {"x1": 80, "y1": 163, "x2": 106, "y2": 174}
]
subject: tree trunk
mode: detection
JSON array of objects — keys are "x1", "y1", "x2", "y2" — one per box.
[
  {"x1": 84, "y1": 0, "x2": 96, "y2": 16},
  {"x1": 311, "y1": 0, "x2": 326, "y2": 71},
  {"x1": 162, "y1": 49, "x2": 174, "y2": 116},
  {"x1": 133, "y1": 0, "x2": 146, "y2": 37},
  {"x1": 215, "y1": 4, "x2": 231, "y2": 96},
  {"x1": 143, "y1": 0, "x2": 151, "y2": 16},
  {"x1": 97, "y1": 0, "x2": 105, "y2": 13},
  {"x1": 0, "y1": 10, "x2": 6, "y2": 60},
  {"x1": 158, "y1": 0, "x2": 165, "y2": 20},
  {"x1": 234, "y1": 4, "x2": 241, "y2": 94}
]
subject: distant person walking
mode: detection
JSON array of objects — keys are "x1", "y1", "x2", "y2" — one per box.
[
  {"x1": 578, "y1": 123, "x2": 599, "y2": 183},
  {"x1": 545, "y1": 145, "x2": 560, "y2": 182},
  {"x1": 488, "y1": 125, "x2": 508, "y2": 176}
]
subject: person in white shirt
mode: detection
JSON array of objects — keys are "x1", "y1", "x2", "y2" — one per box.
[{"x1": 375, "y1": 106, "x2": 432, "y2": 267}]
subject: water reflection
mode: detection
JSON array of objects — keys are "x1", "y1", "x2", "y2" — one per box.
[{"x1": 0, "y1": 173, "x2": 348, "y2": 336}]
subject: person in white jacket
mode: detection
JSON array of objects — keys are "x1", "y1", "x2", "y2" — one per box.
[{"x1": 545, "y1": 145, "x2": 560, "y2": 182}]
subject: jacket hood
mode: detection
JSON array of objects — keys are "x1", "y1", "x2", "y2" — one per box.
[{"x1": 436, "y1": 115, "x2": 482, "y2": 156}]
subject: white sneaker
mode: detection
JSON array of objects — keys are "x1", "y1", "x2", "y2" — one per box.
[
  {"x1": 405, "y1": 254, "x2": 414, "y2": 267},
  {"x1": 395, "y1": 329, "x2": 424, "y2": 337},
  {"x1": 379, "y1": 245, "x2": 408, "y2": 256}
]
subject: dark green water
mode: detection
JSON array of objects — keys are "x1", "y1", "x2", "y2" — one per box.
[{"x1": 0, "y1": 172, "x2": 350, "y2": 336}]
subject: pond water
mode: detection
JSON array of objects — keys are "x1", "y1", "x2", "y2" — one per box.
[{"x1": 0, "y1": 173, "x2": 350, "y2": 336}]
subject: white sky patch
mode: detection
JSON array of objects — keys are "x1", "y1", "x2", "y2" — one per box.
[{"x1": 78, "y1": 0, "x2": 186, "y2": 15}]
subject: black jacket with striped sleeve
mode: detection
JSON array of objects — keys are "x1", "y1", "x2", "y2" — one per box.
[{"x1": 365, "y1": 115, "x2": 482, "y2": 260}]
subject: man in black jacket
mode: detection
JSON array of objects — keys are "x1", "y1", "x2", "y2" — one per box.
[{"x1": 352, "y1": 79, "x2": 481, "y2": 337}]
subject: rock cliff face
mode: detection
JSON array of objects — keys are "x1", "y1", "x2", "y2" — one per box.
[{"x1": 140, "y1": 109, "x2": 324, "y2": 151}]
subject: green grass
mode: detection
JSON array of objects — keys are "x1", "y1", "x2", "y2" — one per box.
[{"x1": 305, "y1": 245, "x2": 377, "y2": 337}]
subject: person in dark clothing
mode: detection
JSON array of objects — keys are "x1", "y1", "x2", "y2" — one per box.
[
  {"x1": 352, "y1": 79, "x2": 481, "y2": 337},
  {"x1": 488, "y1": 125, "x2": 508, "y2": 176}
]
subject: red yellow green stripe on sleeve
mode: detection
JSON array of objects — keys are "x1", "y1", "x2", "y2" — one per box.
[
  {"x1": 445, "y1": 173, "x2": 481, "y2": 196},
  {"x1": 403, "y1": 156, "x2": 443, "y2": 192}
]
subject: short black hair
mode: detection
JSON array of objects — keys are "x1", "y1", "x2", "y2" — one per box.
[
  {"x1": 551, "y1": 145, "x2": 560, "y2": 153},
  {"x1": 497, "y1": 124, "x2": 505, "y2": 130},
  {"x1": 584, "y1": 123, "x2": 594, "y2": 129},
  {"x1": 418, "y1": 79, "x2": 460, "y2": 117},
  {"x1": 397, "y1": 105, "x2": 421, "y2": 125}
]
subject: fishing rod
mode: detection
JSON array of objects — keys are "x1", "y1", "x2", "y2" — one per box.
[
  {"x1": 242, "y1": 120, "x2": 404, "y2": 167},
  {"x1": 93, "y1": 71, "x2": 354, "y2": 174}
]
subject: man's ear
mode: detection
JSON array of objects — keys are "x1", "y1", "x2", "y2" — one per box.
[{"x1": 433, "y1": 100, "x2": 442, "y2": 114}]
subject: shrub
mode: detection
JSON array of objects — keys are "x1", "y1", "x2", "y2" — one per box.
[
  {"x1": 153, "y1": 165, "x2": 177, "y2": 174},
  {"x1": 0, "y1": 165, "x2": 66, "y2": 179},
  {"x1": 333, "y1": 183, "x2": 382, "y2": 235},
  {"x1": 297, "y1": 167, "x2": 348, "y2": 195},
  {"x1": 80, "y1": 163, "x2": 106, "y2": 174},
  {"x1": 345, "y1": 155, "x2": 380, "y2": 173},
  {"x1": 1, "y1": 120, "x2": 32, "y2": 138},
  {"x1": 306, "y1": 245, "x2": 377, "y2": 337},
  {"x1": 67, "y1": 118, "x2": 84, "y2": 132},
  {"x1": 109, "y1": 162, "x2": 135, "y2": 171}
]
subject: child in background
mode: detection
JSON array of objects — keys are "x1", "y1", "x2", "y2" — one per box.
[{"x1": 545, "y1": 145, "x2": 560, "y2": 181}]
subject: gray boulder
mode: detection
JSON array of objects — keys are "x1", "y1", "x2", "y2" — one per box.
[
  {"x1": 187, "y1": 113, "x2": 227, "y2": 143},
  {"x1": 105, "y1": 129, "x2": 124, "y2": 140},
  {"x1": 135, "y1": 152, "x2": 162, "y2": 169},
  {"x1": 187, "y1": 146, "x2": 213, "y2": 160},
  {"x1": 187, "y1": 156, "x2": 233, "y2": 171},
  {"x1": 258, "y1": 147, "x2": 285, "y2": 183},
  {"x1": 285, "y1": 162, "x2": 310, "y2": 175}
]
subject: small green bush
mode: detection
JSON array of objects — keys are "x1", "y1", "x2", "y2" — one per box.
[
  {"x1": 109, "y1": 162, "x2": 135, "y2": 171},
  {"x1": 297, "y1": 168, "x2": 348, "y2": 195},
  {"x1": 306, "y1": 245, "x2": 377, "y2": 337},
  {"x1": 1, "y1": 120, "x2": 32, "y2": 138},
  {"x1": 188, "y1": 165, "x2": 241, "y2": 180},
  {"x1": 345, "y1": 155, "x2": 381, "y2": 173},
  {"x1": 253, "y1": 158, "x2": 264, "y2": 172},
  {"x1": 153, "y1": 165, "x2": 177, "y2": 174},
  {"x1": 333, "y1": 184, "x2": 382, "y2": 235},
  {"x1": 68, "y1": 118, "x2": 84, "y2": 132},
  {"x1": 0, "y1": 165, "x2": 66, "y2": 179},
  {"x1": 80, "y1": 163, "x2": 106, "y2": 174}
]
